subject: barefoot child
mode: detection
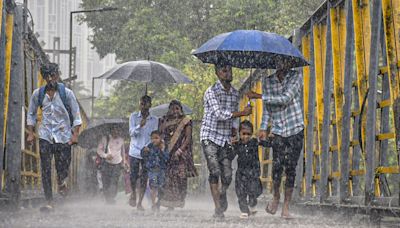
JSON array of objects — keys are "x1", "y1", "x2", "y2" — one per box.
[
  {"x1": 231, "y1": 120, "x2": 263, "y2": 219},
  {"x1": 141, "y1": 130, "x2": 169, "y2": 211}
]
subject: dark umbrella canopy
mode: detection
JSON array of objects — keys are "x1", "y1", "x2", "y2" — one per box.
[
  {"x1": 192, "y1": 30, "x2": 308, "y2": 69},
  {"x1": 78, "y1": 118, "x2": 129, "y2": 149},
  {"x1": 96, "y1": 60, "x2": 192, "y2": 84},
  {"x1": 149, "y1": 103, "x2": 193, "y2": 118}
]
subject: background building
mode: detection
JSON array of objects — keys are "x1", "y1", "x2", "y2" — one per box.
[{"x1": 26, "y1": 0, "x2": 117, "y2": 115}]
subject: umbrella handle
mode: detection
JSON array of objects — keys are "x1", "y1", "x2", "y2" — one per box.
[{"x1": 146, "y1": 55, "x2": 150, "y2": 96}]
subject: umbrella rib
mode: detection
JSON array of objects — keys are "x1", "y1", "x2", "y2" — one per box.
[
  {"x1": 160, "y1": 63, "x2": 181, "y2": 83},
  {"x1": 95, "y1": 60, "x2": 192, "y2": 84}
]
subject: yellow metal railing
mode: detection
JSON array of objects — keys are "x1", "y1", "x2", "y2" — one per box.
[
  {"x1": 239, "y1": 0, "x2": 400, "y2": 206},
  {"x1": 0, "y1": 2, "x2": 88, "y2": 199}
]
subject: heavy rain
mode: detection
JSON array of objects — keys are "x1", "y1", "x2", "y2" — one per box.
[{"x1": 0, "y1": 0, "x2": 399, "y2": 227}]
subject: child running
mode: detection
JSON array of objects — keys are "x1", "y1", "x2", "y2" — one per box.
[
  {"x1": 231, "y1": 120, "x2": 263, "y2": 219},
  {"x1": 141, "y1": 130, "x2": 169, "y2": 211}
]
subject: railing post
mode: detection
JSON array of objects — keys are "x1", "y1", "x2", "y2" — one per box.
[
  {"x1": 4, "y1": 5, "x2": 23, "y2": 210},
  {"x1": 364, "y1": 0, "x2": 381, "y2": 206},
  {"x1": 319, "y1": 1, "x2": 333, "y2": 203},
  {"x1": 0, "y1": 0, "x2": 6, "y2": 193},
  {"x1": 340, "y1": 0, "x2": 355, "y2": 204},
  {"x1": 305, "y1": 18, "x2": 316, "y2": 201},
  {"x1": 378, "y1": 14, "x2": 390, "y2": 197},
  {"x1": 293, "y1": 28, "x2": 305, "y2": 200}
]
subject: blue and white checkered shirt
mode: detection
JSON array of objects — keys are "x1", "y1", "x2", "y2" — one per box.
[
  {"x1": 260, "y1": 70, "x2": 304, "y2": 137},
  {"x1": 200, "y1": 80, "x2": 239, "y2": 147}
]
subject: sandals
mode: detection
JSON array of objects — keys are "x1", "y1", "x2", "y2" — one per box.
[
  {"x1": 40, "y1": 204, "x2": 54, "y2": 213},
  {"x1": 58, "y1": 181, "x2": 68, "y2": 197},
  {"x1": 239, "y1": 213, "x2": 249, "y2": 219},
  {"x1": 249, "y1": 206, "x2": 258, "y2": 216}
]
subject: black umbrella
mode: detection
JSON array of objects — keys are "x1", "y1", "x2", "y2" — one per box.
[
  {"x1": 150, "y1": 103, "x2": 193, "y2": 118},
  {"x1": 78, "y1": 118, "x2": 129, "y2": 149},
  {"x1": 96, "y1": 60, "x2": 192, "y2": 94}
]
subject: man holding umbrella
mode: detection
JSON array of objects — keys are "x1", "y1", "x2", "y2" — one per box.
[
  {"x1": 128, "y1": 95, "x2": 158, "y2": 210},
  {"x1": 27, "y1": 62, "x2": 82, "y2": 211},
  {"x1": 193, "y1": 29, "x2": 308, "y2": 219},
  {"x1": 201, "y1": 63, "x2": 252, "y2": 219},
  {"x1": 246, "y1": 59, "x2": 304, "y2": 219}
]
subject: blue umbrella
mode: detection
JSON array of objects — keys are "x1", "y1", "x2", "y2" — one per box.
[{"x1": 192, "y1": 30, "x2": 308, "y2": 69}]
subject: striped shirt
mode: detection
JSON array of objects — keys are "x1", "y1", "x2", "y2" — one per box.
[
  {"x1": 200, "y1": 80, "x2": 239, "y2": 147},
  {"x1": 260, "y1": 70, "x2": 304, "y2": 137}
]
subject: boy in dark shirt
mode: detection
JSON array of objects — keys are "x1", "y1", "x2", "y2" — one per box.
[
  {"x1": 141, "y1": 130, "x2": 169, "y2": 211},
  {"x1": 231, "y1": 120, "x2": 263, "y2": 219}
]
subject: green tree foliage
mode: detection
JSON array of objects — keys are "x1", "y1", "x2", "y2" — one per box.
[
  {"x1": 80, "y1": 0, "x2": 323, "y2": 65},
  {"x1": 82, "y1": 0, "x2": 323, "y2": 118},
  {"x1": 83, "y1": 0, "x2": 324, "y2": 166}
]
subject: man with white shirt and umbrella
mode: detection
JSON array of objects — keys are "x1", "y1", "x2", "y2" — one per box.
[{"x1": 128, "y1": 95, "x2": 158, "y2": 210}]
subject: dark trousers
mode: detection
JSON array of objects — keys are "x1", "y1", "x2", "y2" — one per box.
[
  {"x1": 237, "y1": 193, "x2": 257, "y2": 214},
  {"x1": 129, "y1": 156, "x2": 148, "y2": 192},
  {"x1": 201, "y1": 140, "x2": 233, "y2": 191},
  {"x1": 235, "y1": 172, "x2": 262, "y2": 214},
  {"x1": 101, "y1": 162, "x2": 122, "y2": 202},
  {"x1": 272, "y1": 130, "x2": 304, "y2": 188},
  {"x1": 39, "y1": 139, "x2": 71, "y2": 201}
]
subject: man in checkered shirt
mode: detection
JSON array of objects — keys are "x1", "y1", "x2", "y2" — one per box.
[
  {"x1": 247, "y1": 61, "x2": 304, "y2": 219},
  {"x1": 201, "y1": 64, "x2": 252, "y2": 219}
]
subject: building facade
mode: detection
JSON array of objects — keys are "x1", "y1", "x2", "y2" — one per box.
[{"x1": 27, "y1": 0, "x2": 117, "y2": 114}]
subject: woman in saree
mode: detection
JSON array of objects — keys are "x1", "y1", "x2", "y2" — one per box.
[{"x1": 158, "y1": 100, "x2": 198, "y2": 208}]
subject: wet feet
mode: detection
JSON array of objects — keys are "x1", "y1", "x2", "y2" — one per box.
[
  {"x1": 249, "y1": 206, "x2": 257, "y2": 216},
  {"x1": 212, "y1": 212, "x2": 224, "y2": 220},
  {"x1": 281, "y1": 213, "x2": 294, "y2": 219},
  {"x1": 281, "y1": 205, "x2": 294, "y2": 219},
  {"x1": 40, "y1": 204, "x2": 54, "y2": 213},
  {"x1": 137, "y1": 204, "x2": 145, "y2": 211},
  {"x1": 265, "y1": 200, "x2": 279, "y2": 215},
  {"x1": 151, "y1": 205, "x2": 160, "y2": 212},
  {"x1": 212, "y1": 207, "x2": 225, "y2": 220},
  {"x1": 239, "y1": 213, "x2": 249, "y2": 219},
  {"x1": 219, "y1": 193, "x2": 228, "y2": 212},
  {"x1": 129, "y1": 194, "x2": 136, "y2": 207},
  {"x1": 58, "y1": 181, "x2": 68, "y2": 198}
]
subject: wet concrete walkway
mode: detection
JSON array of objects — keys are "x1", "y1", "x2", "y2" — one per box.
[{"x1": 0, "y1": 193, "x2": 384, "y2": 228}]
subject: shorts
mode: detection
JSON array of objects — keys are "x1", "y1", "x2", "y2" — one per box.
[{"x1": 148, "y1": 171, "x2": 165, "y2": 189}]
